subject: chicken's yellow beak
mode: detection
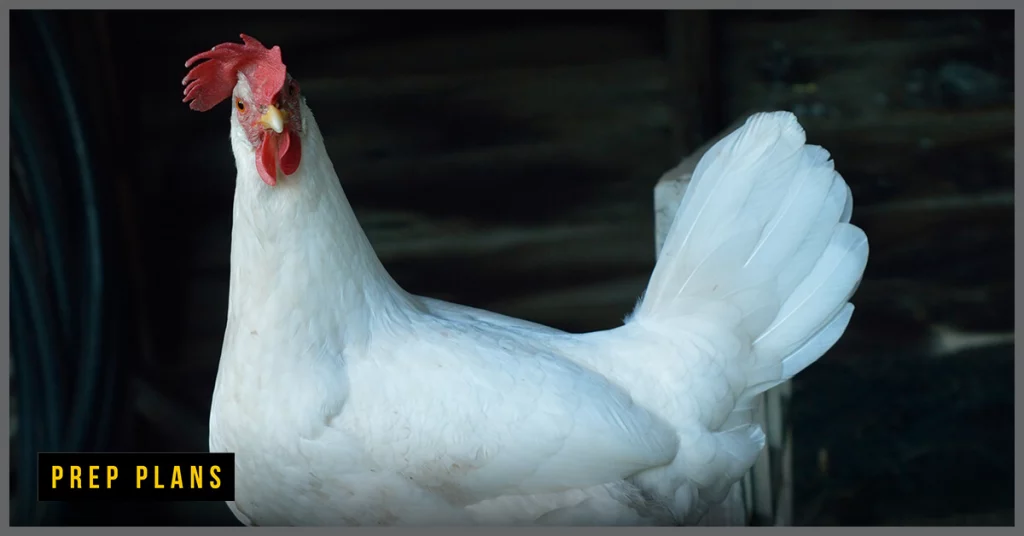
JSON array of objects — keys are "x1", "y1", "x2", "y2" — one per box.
[{"x1": 260, "y1": 105, "x2": 286, "y2": 134}]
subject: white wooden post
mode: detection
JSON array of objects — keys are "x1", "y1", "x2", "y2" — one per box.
[{"x1": 652, "y1": 116, "x2": 794, "y2": 527}]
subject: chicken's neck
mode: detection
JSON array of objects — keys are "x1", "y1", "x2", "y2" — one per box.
[{"x1": 226, "y1": 103, "x2": 417, "y2": 349}]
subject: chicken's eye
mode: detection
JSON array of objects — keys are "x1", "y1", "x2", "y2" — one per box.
[{"x1": 235, "y1": 99, "x2": 246, "y2": 112}]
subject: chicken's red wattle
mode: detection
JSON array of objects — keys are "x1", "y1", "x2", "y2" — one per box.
[{"x1": 256, "y1": 130, "x2": 301, "y2": 187}]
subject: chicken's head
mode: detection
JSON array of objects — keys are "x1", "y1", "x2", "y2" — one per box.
[{"x1": 182, "y1": 34, "x2": 303, "y2": 187}]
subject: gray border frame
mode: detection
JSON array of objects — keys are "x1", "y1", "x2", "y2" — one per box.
[{"x1": 3, "y1": 2, "x2": 1019, "y2": 531}]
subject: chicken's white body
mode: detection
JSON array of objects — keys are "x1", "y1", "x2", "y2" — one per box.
[{"x1": 209, "y1": 96, "x2": 868, "y2": 526}]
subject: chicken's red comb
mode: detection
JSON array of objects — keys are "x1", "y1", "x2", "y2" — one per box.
[{"x1": 182, "y1": 34, "x2": 287, "y2": 112}]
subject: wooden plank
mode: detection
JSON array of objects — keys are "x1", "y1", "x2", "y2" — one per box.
[
  {"x1": 714, "y1": 11, "x2": 1015, "y2": 217},
  {"x1": 480, "y1": 275, "x2": 651, "y2": 333},
  {"x1": 720, "y1": 11, "x2": 1012, "y2": 48},
  {"x1": 698, "y1": 481, "x2": 748, "y2": 526},
  {"x1": 159, "y1": 58, "x2": 674, "y2": 127},
  {"x1": 715, "y1": 9, "x2": 1014, "y2": 234},
  {"x1": 891, "y1": 508, "x2": 1013, "y2": 526},
  {"x1": 299, "y1": 17, "x2": 667, "y2": 78},
  {"x1": 156, "y1": 128, "x2": 677, "y2": 204},
  {"x1": 750, "y1": 397, "x2": 775, "y2": 524},
  {"x1": 113, "y1": 12, "x2": 673, "y2": 201},
  {"x1": 178, "y1": 123, "x2": 675, "y2": 309},
  {"x1": 775, "y1": 429, "x2": 794, "y2": 526},
  {"x1": 183, "y1": 220, "x2": 658, "y2": 335},
  {"x1": 144, "y1": 59, "x2": 677, "y2": 207},
  {"x1": 820, "y1": 194, "x2": 1013, "y2": 365},
  {"x1": 177, "y1": 129, "x2": 671, "y2": 337},
  {"x1": 310, "y1": 77, "x2": 669, "y2": 169},
  {"x1": 839, "y1": 276, "x2": 1014, "y2": 352},
  {"x1": 855, "y1": 199, "x2": 1012, "y2": 284},
  {"x1": 664, "y1": 11, "x2": 718, "y2": 157},
  {"x1": 805, "y1": 124, "x2": 1013, "y2": 208},
  {"x1": 742, "y1": 471, "x2": 754, "y2": 521},
  {"x1": 113, "y1": 11, "x2": 667, "y2": 77},
  {"x1": 179, "y1": 126, "x2": 672, "y2": 297},
  {"x1": 719, "y1": 11, "x2": 1013, "y2": 120},
  {"x1": 800, "y1": 109, "x2": 1013, "y2": 147},
  {"x1": 149, "y1": 56, "x2": 681, "y2": 383},
  {"x1": 183, "y1": 246, "x2": 656, "y2": 334},
  {"x1": 148, "y1": 58, "x2": 674, "y2": 148}
]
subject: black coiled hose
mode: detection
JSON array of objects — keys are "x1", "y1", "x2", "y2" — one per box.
[{"x1": 10, "y1": 11, "x2": 127, "y2": 526}]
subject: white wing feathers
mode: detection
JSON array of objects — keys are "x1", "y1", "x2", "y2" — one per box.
[{"x1": 366, "y1": 316, "x2": 679, "y2": 504}]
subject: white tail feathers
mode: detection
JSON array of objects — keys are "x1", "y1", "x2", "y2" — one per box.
[{"x1": 632, "y1": 111, "x2": 868, "y2": 400}]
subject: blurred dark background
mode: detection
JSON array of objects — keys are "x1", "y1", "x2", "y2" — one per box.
[{"x1": 9, "y1": 9, "x2": 1014, "y2": 527}]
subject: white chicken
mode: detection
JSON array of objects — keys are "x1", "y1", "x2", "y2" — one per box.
[{"x1": 182, "y1": 35, "x2": 868, "y2": 526}]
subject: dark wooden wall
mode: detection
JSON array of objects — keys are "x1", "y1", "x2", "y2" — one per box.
[
  {"x1": 715, "y1": 11, "x2": 1013, "y2": 526},
  {"x1": 96, "y1": 10, "x2": 1012, "y2": 526}
]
